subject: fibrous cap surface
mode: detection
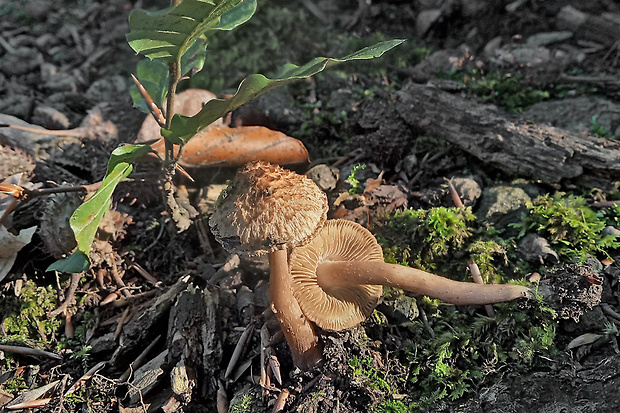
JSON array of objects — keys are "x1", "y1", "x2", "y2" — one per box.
[{"x1": 209, "y1": 161, "x2": 328, "y2": 255}]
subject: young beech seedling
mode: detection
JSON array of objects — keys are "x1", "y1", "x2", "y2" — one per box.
[
  {"x1": 290, "y1": 219, "x2": 534, "y2": 331},
  {"x1": 209, "y1": 161, "x2": 328, "y2": 369}
]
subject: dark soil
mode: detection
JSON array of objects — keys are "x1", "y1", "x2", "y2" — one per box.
[{"x1": 1, "y1": 0, "x2": 620, "y2": 412}]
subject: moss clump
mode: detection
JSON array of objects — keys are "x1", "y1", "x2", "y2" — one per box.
[
  {"x1": 516, "y1": 192, "x2": 620, "y2": 261},
  {"x1": 229, "y1": 389, "x2": 257, "y2": 413},
  {"x1": 401, "y1": 302, "x2": 556, "y2": 409},
  {"x1": 443, "y1": 69, "x2": 549, "y2": 113},
  {"x1": 0, "y1": 280, "x2": 61, "y2": 345},
  {"x1": 349, "y1": 356, "x2": 393, "y2": 393},
  {"x1": 380, "y1": 206, "x2": 477, "y2": 272}
]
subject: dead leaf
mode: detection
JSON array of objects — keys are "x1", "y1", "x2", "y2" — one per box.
[
  {"x1": 149, "y1": 126, "x2": 309, "y2": 167},
  {"x1": 0, "y1": 225, "x2": 35, "y2": 282},
  {"x1": 138, "y1": 88, "x2": 309, "y2": 167}
]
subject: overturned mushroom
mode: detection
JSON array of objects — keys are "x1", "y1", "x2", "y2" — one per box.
[
  {"x1": 209, "y1": 161, "x2": 328, "y2": 369},
  {"x1": 290, "y1": 219, "x2": 533, "y2": 330}
]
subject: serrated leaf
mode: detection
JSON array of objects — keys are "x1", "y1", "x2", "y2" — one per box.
[
  {"x1": 164, "y1": 39, "x2": 405, "y2": 142},
  {"x1": 126, "y1": 0, "x2": 256, "y2": 62},
  {"x1": 48, "y1": 144, "x2": 152, "y2": 273}
]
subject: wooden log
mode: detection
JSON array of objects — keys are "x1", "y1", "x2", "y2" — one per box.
[
  {"x1": 556, "y1": 6, "x2": 620, "y2": 47},
  {"x1": 395, "y1": 82, "x2": 620, "y2": 188}
]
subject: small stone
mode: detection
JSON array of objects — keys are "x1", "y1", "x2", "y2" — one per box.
[
  {"x1": 517, "y1": 233, "x2": 559, "y2": 264},
  {"x1": 416, "y1": 9, "x2": 442, "y2": 37},
  {"x1": 0, "y1": 47, "x2": 41, "y2": 75},
  {"x1": 602, "y1": 226, "x2": 620, "y2": 238},
  {"x1": 451, "y1": 177, "x2": 482, "y2": 206},
  {"x1": 526, "y1": 31, "x2": 573, "y2": 47},
  {"x1": 476, "y1": 185, "x2": 531, "y2": 228},
  {"x1": 306, "y1": 164, "x2": 340, "y2": 192},
  {"x1": 85, "y1": 75, "x2": 128, "y2": 103},
  {"x1": 492, "y1": 46, "x2": 551, "y2": 67}
]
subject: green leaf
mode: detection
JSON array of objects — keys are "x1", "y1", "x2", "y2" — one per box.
[
  {"x1": 164, "y1": 39, "x2": 405, "y2": 142},
  {"x1": 130, "y1": 59, "x2": 169, "y2": 113},
  {"x1": 126, "y1": 0, "x2": 257, "y2": 62},
  {"x1": 48, "y1": 144, "x2": 152, "y2": 273},
  {"x1": 130, "y1": 39, "x2": 208, "y2": 113},
  {"x1": 46, "y1": 251, "x2": 89, "y2": 273}
]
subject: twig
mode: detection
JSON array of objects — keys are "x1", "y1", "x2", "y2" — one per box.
[
  {"x1": 268, "y1": 355, "x2": 282, "y2": 386},
  {"x1": 301, "y1": 374, "x2": 324, "y2": 393},
  {"x1": 448, "y1": 178, "x2": 464, "y2": 208},
  {"x1": 418, "y1": 307, "x2": 435, "y2": 339},
  {"x1": 119, "y1": 335, "x2": 161, "y2": 382},
  {"x1": 196, "y1": 217, "x2": 215, "y2": 261},
  {"x1": 0, "y1": 344, "x2": 61, "y2": 360},
  {"x1": 129, "y1": 262, "x2": 160, "y2": 286},
  {"x1": 260, "y1": 324, "x2": 271, "y2": 392},
  {"x1": 110, "y1": 256, "x2": 132, "y2": 298},
  {"x1": 601, "y1": 303, "x2": 620, "y2": 322},
  {"x1": 0, "y1": 123, "x2": 85, "y2": 137},
  {"x1": 592, "y1": 200, "x2": 620, "y2": 208},
  {"x1": 216, "y1": 379, "x2": 229, "y2": 413},
  {"x1": 64, "y1": 361, "x2": 106, "y2": 396},
  {"x1": 6, "y1": 398, "x2": 56, "y2": 410},
  {"x1": 131, "y1": 74, "x2": 166, "y2": 128},
  {"x1": 49, "y1": 272, "x2": 81, "y2": 318},
  {"x1": 271, "y1": 389, "x2": 290, "y2": 413},
  {"x1": 65, "y1": 312, "x2": 74, "y2": 339},
  {"x1": 0, "y1": 34, "x2": 17, "y2": 54},
  {"x1": 224, "y1": 322, "x2": 255, "y2": 379},
  {"x1": 0, "y1": 197, "x2": 18, "y2": 226},
  {"x1": 114, "y1": 307, "x2": 131, "y2": 341},
  {"x1": 468, "y1": 261, "x2": 495, "y2": 317}
]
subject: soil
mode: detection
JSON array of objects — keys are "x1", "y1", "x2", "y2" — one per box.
[{"x1": 1, "y1": 0, "x2": 620, "y2": 412}]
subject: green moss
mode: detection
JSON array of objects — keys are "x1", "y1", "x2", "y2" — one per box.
[
  {"x1": 402, "y1": 303, "x2": 557, "y2": 409},
  {"x1": 442, "y1": 69, "x2": 549, "y2": 113},
  {"x1": 375, "y1": 399, "x2": 411, "y2": 413},
  {"x1": 466, "y1": 239, "x2": 508, "y2": 283},
  {"x1": 381, "y1": 206, "x2": 476, "y2": 271},
  {"x1": 0, "y1": 280, "x2": 61, "y2": 345},
  {"x1": 346, "y1": 164, "x2": 366, "y2": 195},
  {"x1": 515, "y1": 192, "x2": 620, "y2": 261},
  {"x1": 229, "y1": 391, "x2": 256, "y2": 413},
  {"x1": 349, "y1": 356, "x2": 393, "y2": 393},
  {"x1": 591, "y1": 116, "x2": 615, "y2": 139}
]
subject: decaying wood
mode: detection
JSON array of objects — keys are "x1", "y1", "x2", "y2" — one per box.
[
  {"x1": 110, "y1": 275, "x2": 190, "y2": 366},
  {"x1": 395, "y1": 82, "x2": 620, "y2": 188},
  {"x1": 166, "y1": 284, "x2": 221, "y2": 404},
  {"x1": 128, "y1": 350, "x2": 169, "y2": 405},
  {"x1": 557, "y1": 6, "x2": 620, "y2": 47}
]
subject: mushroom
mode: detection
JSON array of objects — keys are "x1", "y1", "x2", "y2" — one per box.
[
  {"x1": 290, "y1": 219, "x2": 533, "y2": 330},
  {"x1": 209, "y1": 161, "x2": 328, "y2": 369}
]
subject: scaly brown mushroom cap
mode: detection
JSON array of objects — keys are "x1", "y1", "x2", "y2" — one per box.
[
  {"x1": 290, "y1": 219, "x2": 384, "y2": 331},
  {"x1": 209, "y1": 160, "x2": 328, "y2": 370},
  {"x1": 209, "y1": 160, "x2": 328, "y2": 255}
]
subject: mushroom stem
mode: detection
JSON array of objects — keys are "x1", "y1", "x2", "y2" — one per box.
[
  {"x1": 269, "y1": 248, "x2": 323, "y2": 369},
  {"x1": 316, "y1": 261, "x2": 533, "y2": 305}
]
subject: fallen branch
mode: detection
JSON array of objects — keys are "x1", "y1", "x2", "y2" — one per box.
[{"x1": 395, "y1": 82, "x2": 620, "y2": 188}]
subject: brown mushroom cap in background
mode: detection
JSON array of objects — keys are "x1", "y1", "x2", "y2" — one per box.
[
  {"x1": 209, "y1": 160, "x2": 329, "y2": 256},
  {"x1": 289, "y1": 219, "x2": 384, "y2": 331}
]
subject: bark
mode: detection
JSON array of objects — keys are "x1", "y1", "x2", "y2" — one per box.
[
  {"x1": 395, "y1": 82, "x2": 620, "y2": 188},
  {"x1": 556, "y1": 6, "x2": 620, "y2": 47}
]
